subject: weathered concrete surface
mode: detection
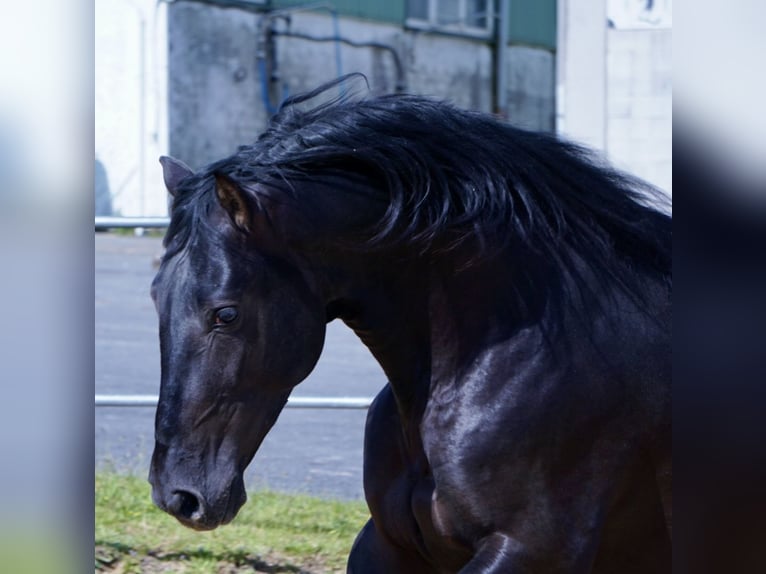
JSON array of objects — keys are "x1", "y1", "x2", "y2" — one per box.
[
  {"x1": 168, "y1": 4, "x2": 266, "y2": 170},
  {"x1": 506, "y1": 46, "x2": 555, "y2": 131},
  {"x1": 167, "y1": 4, "x2": 554, "y2": 169}
]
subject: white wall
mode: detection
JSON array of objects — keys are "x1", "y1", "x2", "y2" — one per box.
[
  {"x1": 557, "y1": 0, "x2": 672, "y2": 193},
  {"x1": 95, "y1": 0, "x2": 169, "y2": 217},
  {"x1": 606, "y1": 28, "x2": 672, "y2": 193},
  {"x1": 556, "y1": 0, "x2": 607, "y2": 150}
]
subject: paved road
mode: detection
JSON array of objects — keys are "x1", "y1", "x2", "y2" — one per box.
[{"x1": 95, "y1": 233, "x2": 387, "y2": 500}]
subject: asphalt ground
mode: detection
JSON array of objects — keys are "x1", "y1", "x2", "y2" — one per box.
[{"x1": 95, "y1": 232, "x2": 387, "y2": 500}]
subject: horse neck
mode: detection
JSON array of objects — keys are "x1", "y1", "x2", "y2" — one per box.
[
  {"x1": 318, "y1": 248, "x2": 535, "y2": 425},
  {"x1": 317, "y1": 250, "x2": 432, "y2": 422},
  {"x1": 315, "y1": 233, "x2": 668, "y2": 431},
  {"x1": 426, "y1": 252, "x2": 550, "y2": 377}
]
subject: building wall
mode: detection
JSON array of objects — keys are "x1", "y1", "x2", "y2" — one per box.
[
  {"x1": 95, "y1": 0, "x2": 168, "y2": 218},
  {"x1": 273, "y1": 13, "x2": 492, "y2": 108},
  {"x1": 505, "y1": 46, "x2": 555, "y2": 131},
  {"x1": 167, "y1": 4, "x2": 265, "y2": 170},
  {"x1": 95, "y1": 1, "x2": 557, "y2": 215},
  {"x1": 273, "y1": 0, "x2": 406, "y2": 24},
  {"x1": 96, "y1": 2, "x2": 669, "y2": 216},
  {"x1": 168, "y1": 3, "x2": 555, "y2": 172},
  {"x1": 606, "y1": 28, "x2": 672, "y2": 193},
  {"x1": 556, "y1": 0, "x2": 672, "y2": 194}
]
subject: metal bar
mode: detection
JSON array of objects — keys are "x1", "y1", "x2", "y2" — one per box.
[
  {"x1": 96, "y1": 216, "x2": 170, "y2": 229},
  {"x1": 95, "y1": 394, "x2": 374, "y2": 409}
]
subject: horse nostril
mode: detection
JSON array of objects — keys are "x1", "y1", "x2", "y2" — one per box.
[{"x1": 168, "y1": 489, "x2": 204, "y2": 521}]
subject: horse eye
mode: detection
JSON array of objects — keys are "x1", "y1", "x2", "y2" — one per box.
[{"x1": 214, "y1": 307, "x2": 238, "y2": 325}]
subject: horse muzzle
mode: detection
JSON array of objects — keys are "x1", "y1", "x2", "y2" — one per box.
[
  {"x1": 148, "y1": 445, "x2": 247, "y2": 530},
  {"x1": 150, "y1": 479, "x2": 247, "y2": 530}
]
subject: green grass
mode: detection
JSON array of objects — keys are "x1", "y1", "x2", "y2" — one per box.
[{"x1": 95, "y1": 473, "x2": 369, "y2": 573}]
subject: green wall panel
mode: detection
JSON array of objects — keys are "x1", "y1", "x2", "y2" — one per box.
[
  {"x1": 508, "y1": 0, "x2": 556, "y2": 50},
  {"x1": 270, "y1": 1, "x2": 555, "y2": 50},
  {"x1": 272, "y1": 0, "x2": 405, "y2": 24}
]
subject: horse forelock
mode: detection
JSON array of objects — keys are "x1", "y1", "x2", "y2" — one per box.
[{"x1": 161, "y1": 170, "x2": 241, "y2": 265}]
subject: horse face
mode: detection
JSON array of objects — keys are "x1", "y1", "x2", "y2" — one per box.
[{"x1": 148, "y1": 170, "x2": 326, "y2": 530}]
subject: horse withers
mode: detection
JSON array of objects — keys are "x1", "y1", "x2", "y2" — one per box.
[{"x1": 149, "y1": 80, "x2": 671, "y2": 573}]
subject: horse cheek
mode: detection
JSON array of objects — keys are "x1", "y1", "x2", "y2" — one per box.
[
  {"x1": 248, "y1": 297, "x2": 325, "y2": 389},
  {"x1": 282, "y1": 309, "x2": 326, "y2": 385}
]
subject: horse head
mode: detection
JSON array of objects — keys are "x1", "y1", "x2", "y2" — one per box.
[{"x1": 148, "y1": 157, "x2": 327, "y2": 530}]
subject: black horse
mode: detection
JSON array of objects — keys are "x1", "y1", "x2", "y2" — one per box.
[{"x1": 149, "y1": 80, "x2": 671, "y2": 573}]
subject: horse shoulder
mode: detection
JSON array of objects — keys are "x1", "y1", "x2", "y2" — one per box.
[{"x1": 419, "y1": 324, "x2": 668, "y2": 570}]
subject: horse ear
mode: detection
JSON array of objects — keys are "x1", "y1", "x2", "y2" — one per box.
[
  {"x1": 214, "y1": 172, "x2": 251, "y2": 234},
  {"x1": 159, "y1": 156, "x2": 193, "y2": 196}
]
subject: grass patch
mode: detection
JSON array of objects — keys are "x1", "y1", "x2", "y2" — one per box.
[{"x1": 95, "y1": 473, "x2": 369, "y2": 573}]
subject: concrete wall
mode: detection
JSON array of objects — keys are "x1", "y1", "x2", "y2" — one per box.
[
  {"x1": 167, "y1": 4, "x2": 555, "y2": 171},
  {"x1": 606, "y1": 28, "x2": 672, "y2": 193},
  {"x1": 167, "y1": 4, "x2": 265, "y2": 171},
  {"x1": 505, "y1": 46, "x2": 556, "y2": 131},
  {"x1": 272, "y1": 13, "x2": 493, "y2": 109}
]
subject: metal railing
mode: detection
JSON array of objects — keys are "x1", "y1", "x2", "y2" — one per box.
[
  {"x1": 96, "y1": 216, "x2": 375, "y2": 411},
  {"x1": 95, "y1": 394, "x2": 374, "y2": 409},
  {"x1": 96, "y1": 216, "x2": 171, "y2": 229}
]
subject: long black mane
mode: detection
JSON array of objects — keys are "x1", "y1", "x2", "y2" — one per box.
[{"x1": 166, "y1": 78, "x2": 671, "y2": 321}]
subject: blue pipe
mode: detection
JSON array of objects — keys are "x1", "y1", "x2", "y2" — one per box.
[{"x1": 258, "y1": 57, "x2": 289, "y2": 115}]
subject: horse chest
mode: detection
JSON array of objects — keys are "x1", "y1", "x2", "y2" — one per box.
[
  {"x1": 363, "y1": 387, "x2": 475, "y2": 570},
  {"x1": 383, "y1": 459, "x2": 475, "y2": 570}
]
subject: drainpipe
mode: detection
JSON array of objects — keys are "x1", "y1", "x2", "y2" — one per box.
[{"x1": 495, "y1": 0, "x2": 510, "y2": 118}]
